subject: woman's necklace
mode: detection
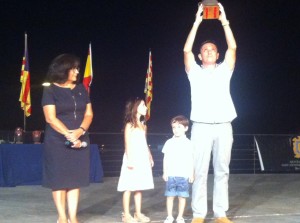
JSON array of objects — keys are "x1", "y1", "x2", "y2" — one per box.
[{"x1": 54, "y1": 82, "x2": 75, "y2": 89}]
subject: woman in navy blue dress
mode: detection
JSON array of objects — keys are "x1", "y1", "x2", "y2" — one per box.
[{"x1": 42, "y1": 54, "x2": 93, "y2": 223}]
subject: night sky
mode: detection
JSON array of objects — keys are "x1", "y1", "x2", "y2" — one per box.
[{"x1": 1, "y1": 0, "x2": 299, "y2": 134}]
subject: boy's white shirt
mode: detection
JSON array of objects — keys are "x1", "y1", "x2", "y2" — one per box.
[{"x1": 162, "y1": 135, "x2": 194, "y2": 178}]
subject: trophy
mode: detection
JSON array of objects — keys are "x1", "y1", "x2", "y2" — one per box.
[
  {"x1": 200, "y1": 0, "x2": 219, "y2": 19},
  {"x1": 32, "y1": 130, "x2": 42, "y2": 144}
]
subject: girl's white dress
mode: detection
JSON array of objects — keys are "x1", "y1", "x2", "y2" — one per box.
[{"x1": 117, "y1": 128, "x2": 154, "y2": 191}]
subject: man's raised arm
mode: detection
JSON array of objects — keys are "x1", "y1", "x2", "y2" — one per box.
[
  {"x1": 183, "y1": 5, "x2": 203, "y2": 73},
  {"x1": 218, "y1": 3, "x2": 237, "y2": 70}
]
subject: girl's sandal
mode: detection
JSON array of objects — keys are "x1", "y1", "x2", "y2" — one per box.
[
  {"x1": 122, "y1": 212, "x2": 138, "y2": 223},
  {"x1": 134, "y1": 213, "x2": 151, "y2": 223}
]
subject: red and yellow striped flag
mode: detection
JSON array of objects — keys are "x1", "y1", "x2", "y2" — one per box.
[
  {"x1": 83, "y1": 43, "x2": 93, "y2": 94},
  {"x1": 144, "y1": 50, "x2": 153, "y2": 121},
  {"x1": 19, "y1": 33, "x2": 31, "y2": 117}
]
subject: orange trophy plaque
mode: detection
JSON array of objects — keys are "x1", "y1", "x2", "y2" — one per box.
[{"x1": 201, "y1": 0, "x2": 219, "y2": 19}]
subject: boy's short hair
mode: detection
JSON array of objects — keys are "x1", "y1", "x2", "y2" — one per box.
[{"x1": 171, "y1": 115, "x2": 189, "y2": 127}]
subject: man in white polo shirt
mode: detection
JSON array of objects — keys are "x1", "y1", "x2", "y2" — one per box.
[{"x1": 183, "y1": 3, "x2": 237, "y2": 223}]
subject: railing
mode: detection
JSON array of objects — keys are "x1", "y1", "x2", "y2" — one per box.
[
  {"x1": 1, "y1": 130, "x2": 290, "y2": 177},
  {"x1": 89, "y1": 133, "x2": 261, "y2": 177}
]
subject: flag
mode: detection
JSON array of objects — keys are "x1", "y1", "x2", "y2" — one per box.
[
  {"x1": 83, "y1": 43, "x2": 93, "y2": 94},
  {"x1": 144, "y1": 50, "x2": 153, "y2": 121},
  {"x1": 19, "y1": 33, "x2": 31, "y2": 117}
]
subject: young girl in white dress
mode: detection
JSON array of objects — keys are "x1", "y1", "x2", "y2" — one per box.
[{"x1": 117, "y1": 98, "x2": 154, "y2": 223}]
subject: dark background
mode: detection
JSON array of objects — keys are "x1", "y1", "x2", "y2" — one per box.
[{"x1": 0, "y1": 0, "x2": 299, "y2": 134}]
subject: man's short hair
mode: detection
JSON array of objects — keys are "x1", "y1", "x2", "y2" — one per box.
[
  {"x1": 171, "y1": 115, "x2": 189, "y2": 127},
  {"x1": 200, "y1": 40, "x2": 218, "y2": 52}
]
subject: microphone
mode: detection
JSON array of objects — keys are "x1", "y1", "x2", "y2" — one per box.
[
  {"x1": 65, "y1": 140, "x2": 88, "y2": 148},
  {"x1": 81, "y1": 141, "x2": 88, "y2": 147}
]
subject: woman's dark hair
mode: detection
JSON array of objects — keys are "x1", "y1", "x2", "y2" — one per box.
[
  {"x1": 124, "y1": 98, "x2": 144, "y2": 128},
  {"x1": 47, "y1": 54, "x2": 80, "y2": 84}
]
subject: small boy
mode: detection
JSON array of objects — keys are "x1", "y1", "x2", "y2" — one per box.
[{"x1": 162, "y1": 115, "x2": 194, "y2": 223}]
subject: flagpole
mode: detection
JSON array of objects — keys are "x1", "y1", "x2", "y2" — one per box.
[
  {"x1": 146, "y1": 48, "x2": 151, "y2": 106},
  {"x1": 20, "y1": 32, "x2": 31, "y2": 131},
  {"x1": 144, "y1": 49, "x2": 153, "y2": 122},
  {"x1": 145, "y1": 50, "x2": 149, "y2": 122},
  {"x1": 24, "y1": 105, "x2": 26, "y2": 132}
]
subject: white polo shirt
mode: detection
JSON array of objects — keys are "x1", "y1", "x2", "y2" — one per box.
[
  {"x1": 187, "y1": 61, "x2": 237, "y2": 123},
  {"x1": 162, "y1": 136, "x2": 194, "y2": 178}
]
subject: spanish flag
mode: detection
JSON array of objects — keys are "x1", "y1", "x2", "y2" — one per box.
[
  {"x1": 83, "y1": 43, "x2": 93, "y2": 94},
  {"x1": 19, "y1": 33, "x2": 31, "y2": 117},
  {"x1": 144, "y1": 50, "x2": 153, "y2": 121}
]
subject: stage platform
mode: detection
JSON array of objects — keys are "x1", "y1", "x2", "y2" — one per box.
[{"x1": 1, "y1": 174, "x2": 300, "y2": 223}]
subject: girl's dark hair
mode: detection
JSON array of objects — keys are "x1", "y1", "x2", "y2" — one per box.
[
  {"x1": 47, "y1": 54, "x2": 80, "y2": 84},
  {"x1": 124, "y1": 98, "x2": 144, "y2": 128}
]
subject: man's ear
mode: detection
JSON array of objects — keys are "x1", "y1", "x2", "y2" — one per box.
[{"x1": 198, "y1": 53, "x2": 202, "y2": 61}]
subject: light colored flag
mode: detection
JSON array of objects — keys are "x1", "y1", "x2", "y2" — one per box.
[
  {"x1": 144, "y1": 50, "x2": 153, "y2": 121},
  {"x1": 83, "y1": 43, "x2": 93, "y2": 94},
  {"x1": 19, "y1": 33, "x2": 31, "y2": 117}
]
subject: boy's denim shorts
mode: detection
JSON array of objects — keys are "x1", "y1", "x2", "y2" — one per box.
[{"x1": 164, "y1": 176, "x2": 189, "y2": 198}]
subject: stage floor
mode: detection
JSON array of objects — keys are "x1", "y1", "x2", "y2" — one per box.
[{"x1": 1, "y1": 174, "x2": 299, "y2": 223}]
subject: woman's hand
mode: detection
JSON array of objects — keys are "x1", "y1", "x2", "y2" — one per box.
[
  {"x1": 71, "y1": 139, "x2": 82, "y2": 149},
  {"x1": 65, "y1": 128, "x2": 83, "y2": 142}
]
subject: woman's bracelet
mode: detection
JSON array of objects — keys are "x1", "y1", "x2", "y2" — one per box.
[{"x1": 79, "y1": 126, "x2": 86, "y2": 135}]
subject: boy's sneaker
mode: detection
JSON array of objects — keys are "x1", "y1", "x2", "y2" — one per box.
[
  {"x1": 176, "y1": 217, "x2": 185, "y2": 223},
  {"x1": 164, "y1": 216, "x2": 174, "y2": 223},
  {"x1": 215, "y1": 217, "x2": 233, "y2": 223}
]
